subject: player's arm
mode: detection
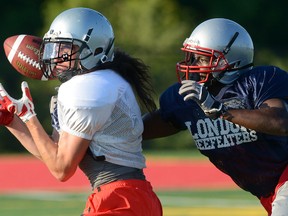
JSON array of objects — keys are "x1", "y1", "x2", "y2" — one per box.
[
  {"x1": 26, "y1": 116, "x2": 90, "y2": 181},
  {"x1": 5, "y1": 108, "x2": 61, "y2": 160},
  {"x1": 0, "y1": 82, "x2": 89, "y2": 181},
  {"x1": 2, "y1": 88, "x2": 60, "y2": 160},
  {"x1": 1, "y1": 105, "x2": 59, "y2": 159},
  {"x1": 0, "y1": 90, "x2": 41, "y2": 158},
  {"x1": 222, "y1": 98, "x2": 288, "y2": 136},
  {"x1": 142, "y1": 109, "x2": 181, "y2": 140},
  {"x1": 179, "y1": 80, "x2": 288, "y2": 136},
  {"x1": 5, "y1": 115, "x2": 42, "y2": 159}
]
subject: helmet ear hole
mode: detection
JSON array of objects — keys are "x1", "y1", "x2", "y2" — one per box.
[{"x1": 94, "y1": 47, "x2": 103, "y2": 56}]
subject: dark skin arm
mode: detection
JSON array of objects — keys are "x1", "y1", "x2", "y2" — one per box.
[
  {"x1": 142, "y1": 110, "x2": 181, "y2": 140},
  {"x1": 143, "y1": 98, "x2": 288, "y2": 139},
  {"x1": 207, "y1": 79, "x2": 288, "y2": 136},
  {"x1": 222, "y1": 98, "x2": 288, "y2": 136}
]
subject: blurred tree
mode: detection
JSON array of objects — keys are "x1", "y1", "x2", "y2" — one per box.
[
  {"x1": 0, "y1": 0, "x2": 288, "y2": 152},
  {"x1": 176, "y1": 0, "x2": 288, "y2": 68},
  {"x1": 0, "y1": 0, "x2": 51, "y2": 152}
]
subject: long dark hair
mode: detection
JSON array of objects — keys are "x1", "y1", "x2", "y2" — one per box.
[{"x1": 98, "y1": 49, "x2": 157, "y2": 113}]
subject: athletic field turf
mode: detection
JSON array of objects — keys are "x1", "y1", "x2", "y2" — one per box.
[
  {"x1": 0, "y1": 153, "x2": 266, "y2": 215},
  {"x1": 0, "y1": 190, "x2": 265, "y2": 216}
]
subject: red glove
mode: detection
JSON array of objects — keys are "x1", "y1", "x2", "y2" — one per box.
[
  {"x1": 0, "y1": 109, "x2": 14, "y2": 125},
  {"x1": 0, "y1": 81, "x2": 36, "y2": 123}
]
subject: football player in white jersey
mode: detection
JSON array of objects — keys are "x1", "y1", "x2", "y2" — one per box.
[{"x1": 0, "y1": 7, "x2": 162, "y2": 216}]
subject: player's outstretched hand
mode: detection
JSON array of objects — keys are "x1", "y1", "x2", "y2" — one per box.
[
  {"x1": 0, "y1": 81, "x2": 36, "y2": 123},
  {"x1": 179, "y1": 80, "x2": 226, "y2": 119}
]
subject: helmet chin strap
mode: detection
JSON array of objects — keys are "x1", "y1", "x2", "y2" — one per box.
[
  {"x1": 204, "y1": 74, "x2": 215, "y2": 87},
  {"x1": 57, "y1": 58, "x2": 86, "y2": 83},
  {"x1": 211, "y1": 62, "x2": 254, "y2": 85},
  {"x1": 57, "y1": 68, "x2": 81, "y2": 83}
]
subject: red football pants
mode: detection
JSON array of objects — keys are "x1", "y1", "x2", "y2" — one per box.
[
  {"x1": 81, "y1": 179, "x2": 163, "y2": 216},
  {"x1": 260, "y1": 165, "x2": 288, "y2": 216}
]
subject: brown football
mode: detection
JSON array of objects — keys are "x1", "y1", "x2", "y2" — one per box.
[{"x1": 3, "y1": 34, "x2": 51, "y2": 81}]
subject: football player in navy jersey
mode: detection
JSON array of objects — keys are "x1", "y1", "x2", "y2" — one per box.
[{"x1": 143, "y1": 18, "x2": 288, "y2": 216}]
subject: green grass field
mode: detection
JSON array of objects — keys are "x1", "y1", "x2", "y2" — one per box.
[{"x1": 0, "y1": 189, "x2": 266, "y2": 216}]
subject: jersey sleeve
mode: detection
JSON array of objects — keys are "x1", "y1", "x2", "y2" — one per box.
[
  {"x1": 57, "y1": 72, "x2": 120, "y2": 140},
  {"x1": 159, "y1": 83, "x2": 206, "y2": 130},
  {"x1": 252, "y1": 66, "x2": 288, "y2": 107},
  {"x1": 58, "y1": 104, "x2": 114, "y2": 140}
]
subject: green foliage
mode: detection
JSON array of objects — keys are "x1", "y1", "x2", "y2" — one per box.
[{"x1": 1, "y1": 0, "x2": 288, "y2": 152}]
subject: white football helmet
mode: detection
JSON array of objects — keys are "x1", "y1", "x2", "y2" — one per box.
[
  {"x1": 176, "y1": 18, "x2": 254, "y2": 84},
  {"x1": 40, "y1": 7, "x2": 115, "y2": 82}
]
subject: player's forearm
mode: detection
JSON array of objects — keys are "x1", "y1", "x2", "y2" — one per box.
[
  {"x1": 222, "y1": 108, "x2": 288, "y2": 136},
  {"x1": 142, "y1": 111, "x2": 180, "y2": 140},
  {"x1": 5, "y1": 115, "x2": 42, "y2": 159},
  {"x1": 25, "y1": 116, "x2": 76, "y2": 181},
  {"x1": 25, "y1": 116, "x2": 65, "y2": 179}
]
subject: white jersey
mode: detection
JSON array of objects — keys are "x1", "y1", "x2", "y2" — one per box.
[{"x1": 57, "y1": 69, "x2": 146, "y2": 169}]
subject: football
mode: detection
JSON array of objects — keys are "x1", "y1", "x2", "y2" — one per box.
[{"x1": 3, "y1": 34, "x2": 50, "y2": 81}]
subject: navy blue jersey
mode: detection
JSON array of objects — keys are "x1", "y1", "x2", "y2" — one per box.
[{"x1": 159, "y1": 66, "x2": 288, "y2": 198}]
